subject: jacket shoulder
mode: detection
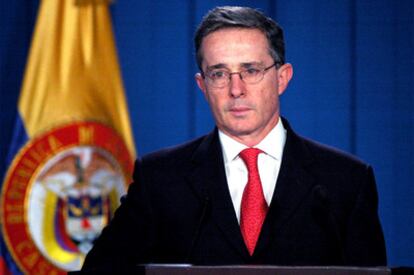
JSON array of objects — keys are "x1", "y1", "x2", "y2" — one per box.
[
  {"x1": 133, "y1": 132, "x2": 215, "y2": 181},
  {"x1": 302, "y1": 137, "x2": 369, "y2": 168},
  {"x1": 281, "y1": 117, "x2": 370, "y2": 170},
  {"x1": 142, "y1": 134, "x2": 208, "y2": 163}
]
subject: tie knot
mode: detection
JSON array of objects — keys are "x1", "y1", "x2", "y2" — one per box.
[{"x1": 239, "y1": 148, "x2": 262, "y2": 169}]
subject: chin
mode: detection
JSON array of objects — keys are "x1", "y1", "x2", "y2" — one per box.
[{"x1": 226, "y1": 126, "x2": 256, "y2": 137}]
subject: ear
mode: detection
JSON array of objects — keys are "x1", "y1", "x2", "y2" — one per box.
[
  {"x1": 195, "y1": 73, "x2": 207, "y2": 96},
  {"x1": 276, "y1": 63, "x2": 293, "y2": 96}
]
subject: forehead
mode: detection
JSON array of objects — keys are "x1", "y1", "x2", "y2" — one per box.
[{"x1": 200, "y1": 28, "x2": 271, "y2": 68}]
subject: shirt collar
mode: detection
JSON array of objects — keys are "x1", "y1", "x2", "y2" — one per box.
[{"x1": 219, "y1": 118, "x2": 287, "y2": 163}]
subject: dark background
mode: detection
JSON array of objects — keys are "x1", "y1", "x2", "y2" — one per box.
[{"x1": 0, "y1": 0, "x2": 413, "y2": 267}]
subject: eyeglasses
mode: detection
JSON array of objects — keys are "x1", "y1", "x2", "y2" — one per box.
[{"x1": 202, "y1": 63, "x2": 278, "y2": 88}]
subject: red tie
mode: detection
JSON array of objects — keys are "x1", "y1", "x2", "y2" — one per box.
[{"x1": 239, "y1": 148, "x2": 268, "y2": 256}]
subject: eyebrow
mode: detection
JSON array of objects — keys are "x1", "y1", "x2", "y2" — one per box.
[
  {"x1": 206, "y1": 61, "x2": 264, "y2": 71},
  {"x1": 206, "y1": 63, "x2": 227, "y2": 71}
]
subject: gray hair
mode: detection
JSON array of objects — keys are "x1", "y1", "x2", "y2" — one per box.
[{"x1": 194, "y1": 6, "x2": 285, "y2": 71}]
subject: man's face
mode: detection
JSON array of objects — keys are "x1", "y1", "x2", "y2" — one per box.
[{"x1": 196, "y1": 28, "x2": 292, "y2": 146}]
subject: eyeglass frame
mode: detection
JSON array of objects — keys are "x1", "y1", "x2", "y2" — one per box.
[{"x1": 200, "y1": 62, "x2": 281, "y2": 88}]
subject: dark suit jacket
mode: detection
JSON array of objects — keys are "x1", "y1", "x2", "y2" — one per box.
[{"x1": 82, "y1": 118, "x2": 386, "y2": 272}]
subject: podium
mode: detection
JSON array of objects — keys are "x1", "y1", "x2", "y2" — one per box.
[{"x1": 137, "y1": 265, "x2": 391, "y2": 275}]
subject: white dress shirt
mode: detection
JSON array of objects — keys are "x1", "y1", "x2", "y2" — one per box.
[{"x1": 218, "y1": 118, "x2": 287, "y2": 223}]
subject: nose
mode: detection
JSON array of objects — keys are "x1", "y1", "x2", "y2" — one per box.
[{"x1": 228, "y1": 73, "x2": 245, "y2": 98}]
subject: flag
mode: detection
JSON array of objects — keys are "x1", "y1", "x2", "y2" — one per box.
[{"x1": 0, "y1": 0, "x2": 135, "y2": 273}]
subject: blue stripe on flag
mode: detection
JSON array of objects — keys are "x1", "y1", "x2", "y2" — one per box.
[
  {"x1": 5, "y1": 115, "x2": 28, "y2": 166},
  {"x1": 1, "y1": 115, "x2": 28, "y2": 275}
]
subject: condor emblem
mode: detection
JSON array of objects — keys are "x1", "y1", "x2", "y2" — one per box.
[{"x1": 1, "y1": 122, "x2": 134, "y2": 274}]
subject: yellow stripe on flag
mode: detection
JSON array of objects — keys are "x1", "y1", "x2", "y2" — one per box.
[{"x1": 18, "y1": 0, "x2": 135, "y2": 157}]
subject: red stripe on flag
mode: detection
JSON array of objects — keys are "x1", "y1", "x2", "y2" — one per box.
[{"x1": 0, "y1": 256, "x2": 11, "y2": 275}]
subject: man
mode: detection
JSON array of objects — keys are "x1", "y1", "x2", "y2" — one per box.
[{"x1": 82, "y1": 6, "x2": 386, "y2": 271}]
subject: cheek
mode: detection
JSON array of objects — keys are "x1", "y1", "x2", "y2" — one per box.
[
  {"x1": 206, "y1": 91, "x2": 224, "y2": 107},
  {"x1": 205, "y1": 93, "x2": 224, "y2": 115},
  {"x1": 258, "y1": 90, "x2": 279, "y2": 114}
]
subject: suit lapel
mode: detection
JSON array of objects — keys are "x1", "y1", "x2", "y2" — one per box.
[
  {"x1": 187, "y1": 129, "x2": 250, "y2": 259},
  {"x1": 255, "y1": 118, "x2": 316, "y2": 256}
]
